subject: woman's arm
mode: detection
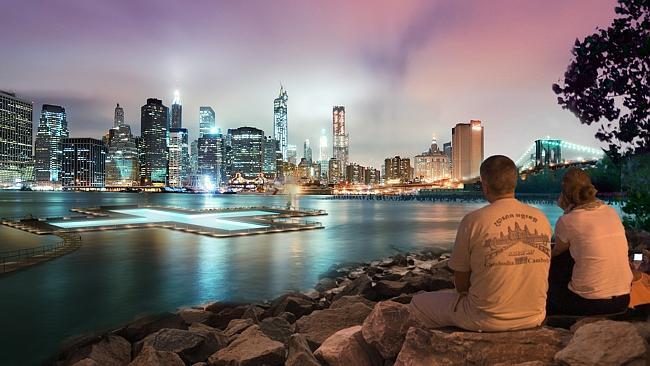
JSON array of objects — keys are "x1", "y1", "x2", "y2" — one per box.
[{"x1": 552, "y1": 237, "x2": 570, "y2": 257}]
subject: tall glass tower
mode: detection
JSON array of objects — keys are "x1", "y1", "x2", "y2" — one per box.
[
  {"x1": 114, "y1": 103, "x2": 124, "y2": 127},
  {"x1": 0, "y1": 91, "x2": 33, "y2": 188},
  {"x1": 140, "y1": 98, "x2": 168, "y2": 185},
  {"x1": 34, "y1": 104, "x2": 68, "y2": 185},
  {"x1": 199, "y1": 106, "x2": 216, "y2": 138},
  {"x1": 106, "y1": 103, "x2": 139, "y2": 186},
  {"x1": 332, "y1": 106, "x2": 349, "y2": 177},
  {"x1": 273, "y1": 86, "x2": 288, "y2": 161},
  {"x1": 170, "y1": 90, "x2": 182, "y2": 129},
  {"x1": 303, "y1": 139, "x2": 312, "y2": 165}
]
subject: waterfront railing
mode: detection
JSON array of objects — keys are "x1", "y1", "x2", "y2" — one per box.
[{"x1": 0, "y1": 233, "x2": 82, "y2": 274}]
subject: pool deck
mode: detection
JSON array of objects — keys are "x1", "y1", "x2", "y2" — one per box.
[{"x1": 1, "y1": 205, "x2": 327, "y2": 238}]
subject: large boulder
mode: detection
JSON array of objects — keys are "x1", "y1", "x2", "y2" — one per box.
[
  {"x1": 315, "y1": 277, "x2": 339, "y2": 292},
  {"x1": 207, "y1": 325, "x2": 285, "y2": 366},
  {"x1": 333, "y1": 274, "x2": 376, "y2": 301},
  {"x1": 117, "y1": 313, "x2": 187, "y2": 342},
  {"x1": 223, "y1": 318, "x2": 255, "y2": 338},
  {"x1": 65, "y1": 335, "x2": 131, "y2": 366},
  {"x1": 555, "y1": 320, "x2": 648, "y2": 366},
  {"x1": 209, "y1": 306, "x2": 248, "y2": 330},
  {"x1": 395, "y1": 326, "x2": 570, "y2": 366},
  {"x1": 259, "y1": 316, "x2": 296, "y2": 344},
  {"x1": 128, "y1": 346, "x2": 184, "y2": 366},
  {"x1": 136, "y1": 328, "x2": 219, "y2": 364},
  {"x1": 188, "y1": 323, "x2": 229, "y2": 349},
  {"x1": 264, "y1": 292, "x2": 319, "y2": 320},
  {"x1": 179, "y1": 308, "x2": 216, "y2": 325},
  {"x1": 296, "y1": 302, "x2": 373, "y2": 348},
  {"x1": 313, "y1": 325, "x2": 381, "y2": 366},
  {"x1": 362, "y1": 301, "x2": 415, "y2": 359},
  {"x1": 286, "y1": 334, "x2": 320, "y2": 366},
  {"x1": 329, "y1": 295, "x2": 376, "y2": 310}
]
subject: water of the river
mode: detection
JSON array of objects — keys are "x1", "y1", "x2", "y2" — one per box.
[{"x1": 0, "y1": 192, "x2": 566, "y2": 365}]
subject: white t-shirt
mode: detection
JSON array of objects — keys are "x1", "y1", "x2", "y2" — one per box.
[
  {"x1": 555, "y1": 204, "x2": 632, "y2": 299},
  {"x1": 449, "y1": 198, "x2": 552, "y2": 331}
]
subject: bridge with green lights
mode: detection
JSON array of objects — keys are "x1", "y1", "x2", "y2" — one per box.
[{"x1": 515, "y1": 139, "x2": 605, "y2": 174}]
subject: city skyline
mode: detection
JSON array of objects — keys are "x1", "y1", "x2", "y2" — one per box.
[{"x1": 0, "y1": 0, "x2": 618, "y2": 168}]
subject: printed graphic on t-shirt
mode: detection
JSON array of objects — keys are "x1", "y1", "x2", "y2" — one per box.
[{"x1": 483, "y1": 221, "x2": 550, "y2": 268}]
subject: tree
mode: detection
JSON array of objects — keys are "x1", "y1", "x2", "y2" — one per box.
[{"x1": 552, "y1": 0, "x2": 649, "y2": 157}]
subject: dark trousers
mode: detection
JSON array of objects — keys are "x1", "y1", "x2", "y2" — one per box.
[{"x1": 546, "y1": 251, "x2": 630, "y2": 316}]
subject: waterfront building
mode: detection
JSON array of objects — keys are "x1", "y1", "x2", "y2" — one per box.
[
  {"x1": 263, "y1": 136, "x2": 280, "y2": 180},
  {"x1": 287, "y1": 144, "x2": 297, "y2": 165},
  {"x1": 328, "y1": 158, "x2": 342, "y2": 184},
  {"x1": 198, "y1": 133, "x2": 225, "y2": 188},
  {"x1": 365, "y1": 167, "x2": 381, "y2": 185},
  {"x1": 384, "y1": 156, "x2": 412, "y2": 183},
  {"x1": 190, "y1": 139, "x2": 199, "y2": 175},
  {"x1": 443, "y1": 141, "x2": 453, "y2": 174},
  {"x1": 170, "y1": 90, "x2": 182, "y2": 129},
  {"x1": 105, "y1": 106, "x2": 139, "y2": 187},
  {"x1": 345, "y1": 163, "x2": 364, "y2": 184},
  {"x1": 319, "y1": 128, "x2": 329, "y2": 162},
  {"x1": 311, "y1": 163, "x2": 321, "y2": 182},
  {"x1": 34, "y1": 104, "x2": 68, "y2": 186},
  {"x1": 140, "y1": 98, "x2": 168, "y2": 186},
  {"x1": 228, "y1": 127, "x2": 264, "y2": 179},
  {"x1": 298, "y1": 158, "x2": 310, "y2": 180},
  {"x1": 199, "y1": 106, "x2": 216, "y2": 138},
  {"x1": 114, "y1": 103, "x2": 124, "y2": 127},
  {"x1": 413, "y1": 135, "x2": 450, "y2": 182},
  {"x1": 304, "y1": 139, "x2": 312, "y2": 165},
  {"x1": 168, "y1": 128, "x2": 189, "y2": 187},
  {"x1": 451, "y1": 119, "x2": 484, "y2": 182},
  {"x1": 332, "y1": 106, "x2": 349, "y2": 179},
  {"x1": 61, "y1": 138, "x2": 106, "y2": 188},
  {"x1": 273, "y1": 86, "x2": 288, "y2": 160},
  {"x1": 0, "y1": 91, "x2": 33, "y2": 188}
]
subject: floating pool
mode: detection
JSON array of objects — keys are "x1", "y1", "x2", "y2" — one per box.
[{"x1": 49, "y1": 208, "x2": 273, "y2": 231}]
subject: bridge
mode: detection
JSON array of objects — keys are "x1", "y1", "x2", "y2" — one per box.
[{"x1": 515, "y1": 139, "x2": 604, "y2": 173}]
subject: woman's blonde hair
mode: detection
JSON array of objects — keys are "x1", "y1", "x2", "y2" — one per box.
[{"x1": 562, "y1": 167, "x2": 598, "y2": 206}]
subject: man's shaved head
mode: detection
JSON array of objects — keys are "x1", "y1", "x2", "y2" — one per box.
[{"x1": 480, "y1": 155, "x2": 517, "y2": 196}]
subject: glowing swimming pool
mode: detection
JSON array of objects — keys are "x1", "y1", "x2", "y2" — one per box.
[{"x1": 50, "y1": 208, "x2": 274, "y2": 231}]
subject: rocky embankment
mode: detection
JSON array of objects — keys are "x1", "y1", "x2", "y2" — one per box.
[{"x1": 52, "y1": 250, "x2": 650, "y2": 366}]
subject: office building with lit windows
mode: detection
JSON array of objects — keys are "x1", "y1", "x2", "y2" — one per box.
[
  {"x1": 451, "y1": 119, "x2": 484, "y2": 182},
  {"x1": 106, "y1": 104, "x2": 139, "y2": 186},
  {"x1": 413, "y1": 135, "x2": 450, "y2": 182},
  {"x1": 198, "y1": 133, "x2": 225, "y2": 188},
  {"x1": 140, "y1": 98, "x2": 168, "y2": 186},
  {"x1": 332, "y1": 106, "x2": 349, "y2": 179},
  {"x1": 168, "y1": 128, "x2": 189, "y2": 187},
  {"x1": 34, "y1": 104, "x2": 68, "y2": 186},
  {"x1": 199, "y1": 106, "x2": 216, "y2": 138},
  {"x1": 273, "y1": 86, "x2": 288, "y2": 160},
  {"x1": 0, "y1": 91, "x2": 33, "y2": 188},
  {"x1": 61, "y1": 138, "x2": 106, "y2": 188},
  {"x1": 228, "y1": 127, "x2": 264, "y2": 179}
]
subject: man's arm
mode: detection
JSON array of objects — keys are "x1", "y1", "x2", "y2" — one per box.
[
  {"x1": 551, "y1": 237, "x2": 570, "y2": 257},
  {"x1": 454, "y1": 270, "x2": 471, "y2": 293}
]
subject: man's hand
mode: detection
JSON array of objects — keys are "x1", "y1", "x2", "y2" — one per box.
[{"x1": 454, "y1": 270, "x2": 471, "y2": 293}]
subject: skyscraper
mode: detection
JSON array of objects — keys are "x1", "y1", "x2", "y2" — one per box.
[
  {"x1": 228, "y1": 127, "x2": 264, "y2": 179},
  {"x1": 199, "y1": 106, "x2": 216, "y2": 138},
  {"x1": 61, "y1": 138, "x2": 106, "y2": 188},
  {"x1": 303, "y1": 139, "x2": 312, "y2": 165},
  {"x1": 273, "y1": 86, "x2": 288, "y2": 160},
  {"x1": 263, "y1": 136, "x2": 280, "y2": 179},
  {"x1": 332, "y1": 106, "x2": 349, "y2": 178},
  {"x1": 34, "y1": 104, "x2": 68, "y2": 185},
  {"x1": 451, "y1": 119, "x2": 484, "y2": 182},
  {"x1": 198, "y1": 133, "x2": 225, "y2": 189},
  {"x1": 287, "y1": 144, "x2": 297, "y2": 165},
  {"x1": 0, "y1": 91, "x2": 33, "y2": 188},
  {"x1": 114, "y1": 103, "x2": 124, "y2": 127},
  {"x1": 384, "y1": 156, "x2": 412, "y2": 182},
  {"x1": 140, "y1": 98, "x2": 168, "y2": 186},
  {"x1": 168, "y1": 128, "x2": 189, "y2": 187},
  {"x1": 170, "y1": 90, "x2": 182, "y2": 129},
  {"x1": 318, "y1": 128, "x2": 329, "y2": 162},
  {"x1": 413, "y1": 134, "x2": 450, "y2": 182},
  {"x1": 105, "y1": 125, "x2": 139, "y2": 186}
]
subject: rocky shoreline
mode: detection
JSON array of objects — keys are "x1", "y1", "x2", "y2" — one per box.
[{"x1": 51, "y1": 249, "x2": 650, "y2": 366}]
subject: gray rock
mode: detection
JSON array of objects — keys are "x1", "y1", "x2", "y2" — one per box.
[
  {"x1": 315, "y1": 277, "x2": 338, "y2": 292},
  {"x1": 278, "y1": 311, "x2": 296, "y2": 324},
  {"x1": 136, "y1": 328, "x2": 219, "y2": 364},
  {"x1": 259, "y1": 316, "x2": 296, "y2": 344},
  {"x1": 188, "y1": 323, "x2": 229, "y2": 349},
  {"x1": 128, "y1": 346, "x2": 184, "y2": 366},
  {"x1": 314, "y1": 325, "x2": 381, "y2": 366},
  {"x1": 286, "y1": 334, "x2": 320, "y2": 366},
  {"x1": 240, "y1": 304, "x2": 265, "y2": 323},
  {"x1": 362, "y1": 301, "x2": 415, "y2": 359},
  {"x1": 296, "y1": 302, "x2": 373, "y2": 348},
  {"x1": 207, "y1": 325, "x2": 285, "y2": 366},
  {"x1": 117, "y1": 313, "x2": 187, "y2": 342},
  {"x1": 333, "y1": 274, "x2": 376, "y2": 301},
  {"x1": 555, "y1": 320, "x2": 648, "y2": 366},
  {"x1": 395, "y1": 326, "x2": 569, "y2": 366}
]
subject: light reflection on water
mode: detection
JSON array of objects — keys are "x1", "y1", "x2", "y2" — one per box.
[{"x1": 0, "y1": 192, "x2": 564, "y2": 365}]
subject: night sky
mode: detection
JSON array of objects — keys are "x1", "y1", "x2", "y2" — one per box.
[{"x1": 1, "y1": 0, "x2": 618, "y2": 167}]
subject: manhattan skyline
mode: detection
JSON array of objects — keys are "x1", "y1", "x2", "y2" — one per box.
[{"x1": 1, "y1": 0, "x2": 618, "y2": 168}]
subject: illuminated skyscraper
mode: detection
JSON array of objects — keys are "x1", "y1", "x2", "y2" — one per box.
[
  {"x1": 263, "y1": 137, "x2": 281, "y2": 179},
  {"x1": 170, "y1": 90, "x2": 182, "y2": 129},
  {"x1": 303, "y1": 139, "x2": 312, "y2": 165},
  {"x1": 318, "y1": 128, "x2": 329, "y2": 162},
  {"x1": 114, "y1": 103, "x2": 124, "y2": 127},
  {"x1": 168, "y1": 128, "x2": 189, "y2": 187},
  {"x1": 0, "y1": 91, "x2": 33, "y2": 188},
  {"x1": 61, "y1": 138, "x2": 106, "y2": 188},
  {"x1": 287, "y1": 144, "x2": 297, "y2": 165},
  {"x1": 451, "y1": 119, "x2": 484, "y2": 182},
  {"x1": 384, "y1": 156, "x2": 412, "y2": 182},
  {"x1": 273, "y1": 86, "x2": 288, "y2": 160},
  {"x1": 332, "y1": 106, "x2": 349, "y2": 178},
  {"x1": 413, "y1": 134, "x2": 450, "y2": 182},
  {"x1": 199, "y1": 106, "x2": 216, "y2": 138},
  {"x1": 106, "y1": 126, "x2": 139, "y2": 186},
  {"x1": 228, "y1": 127, "x2": 264, "y2": 179},
  {"x1": 140, "y1": 98, "x2": 168, "y2": 186},
  {"x1": 34, "y1": 104, "x2": 68, "y2": 185},
  {"x1": 198, "y1": 133, "x2": 225, "y2": 188}
]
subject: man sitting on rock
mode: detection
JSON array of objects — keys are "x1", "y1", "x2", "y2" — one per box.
[{"x1": 409, "y1": 155, "x2": 553, "y2": 331}]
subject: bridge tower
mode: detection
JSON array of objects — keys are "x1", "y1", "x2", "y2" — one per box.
[{"x1": 534, "y1": 139, "x2": 562, "y2": 167}]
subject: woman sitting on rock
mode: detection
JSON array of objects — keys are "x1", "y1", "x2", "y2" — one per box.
[{"x1": 547, "y1": 167, "x2": 632, "y2": 315}]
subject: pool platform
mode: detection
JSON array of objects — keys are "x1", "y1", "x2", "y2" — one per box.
[{"x1": 1, "y1": 205, "x2": 327, "y2": 238}]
